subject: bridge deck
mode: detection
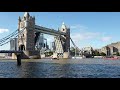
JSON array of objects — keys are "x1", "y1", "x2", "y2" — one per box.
[
  {"x1": 0, "y1": 50, "x2": 23, "y2": 53},
  {"x1": 35, "y1": 25, "x2": 66, "y2": 36}
]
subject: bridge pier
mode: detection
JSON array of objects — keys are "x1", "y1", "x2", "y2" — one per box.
[
  {"x1": 17, "y1": 54, "x2": 21, "y2": 66},
  {"x1": 12, "y1": 53, "x2": 22, "y2": 66},
  {"x1": 63, "y1": 52, "x2": 70, "y2": 59},
  {"x1": 22, "y1": 50, "x2": 40, "y2": 59}
]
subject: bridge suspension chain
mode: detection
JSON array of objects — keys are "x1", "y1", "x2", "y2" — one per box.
[
  {"x1": 70, "y1": 37, "x2": 81, "y2": 53},
  {"x1": 0, "y1": 29, "x2": 18, "y2": 43},
  {"x1": 0, "y1": 32, "x2": 18, "y2": 46},
  {"x1": 0, "y1": 28, "x2": 25, "y2": 46}
]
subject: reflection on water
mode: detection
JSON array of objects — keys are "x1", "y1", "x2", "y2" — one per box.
[{"x1": 0, "y1": 59, "x2": 120, "y2": 78}]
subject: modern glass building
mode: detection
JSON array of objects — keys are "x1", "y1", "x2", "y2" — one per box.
[{"x1": 10, "y1": 38, "x2": 18, "y2": 50}]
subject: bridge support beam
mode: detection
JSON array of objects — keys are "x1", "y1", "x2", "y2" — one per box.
[{"x1": 17, "y1": 54, "x2": 21, "y2": 66}]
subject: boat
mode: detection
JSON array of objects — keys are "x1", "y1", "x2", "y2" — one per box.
[
  {"x1": 103, "y1": 56, "x2": 119, "y2": 60},
  {"x1": 72, "y1": 56, "x2": 85, "y2": 59}
]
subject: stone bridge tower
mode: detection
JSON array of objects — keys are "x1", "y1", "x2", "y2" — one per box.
[
  {"x1": 17, "y1": 12, "x2": 40, "y2": 59},
  {"x1": 18, "y1": 12, "x2": 35, "y2": 51},
  {"x1": 60, "y1": 22, "x2": 70, "y2": 53},
  {"x1": 53, "y1": 22, "x2": 70, "y2": 58}
]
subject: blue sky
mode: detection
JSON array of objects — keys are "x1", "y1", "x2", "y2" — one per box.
[{"x1": 0, "y1": 12, "x2": 120, "y2": 50}]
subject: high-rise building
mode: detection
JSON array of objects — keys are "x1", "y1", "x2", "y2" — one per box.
[
  {"x1": 44, "y1": 38, "x2": 49, "y2": 49},
  {"x1": 35, "y1": 33, "x2": 45, "y2": 50},
  {"x1": 10, "y1": 38, "x2": 18, "y2": 50},
  {"x1": 51, "y1": 41, "x2": 55, "y2": 51}
]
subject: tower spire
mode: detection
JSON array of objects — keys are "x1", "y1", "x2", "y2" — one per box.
[
  {"x1": 61, "y1": 22, "x2": 67, "y2": 29},
  {"x1": 24, "y1": 12, "x2": 29, "y2": 17}
]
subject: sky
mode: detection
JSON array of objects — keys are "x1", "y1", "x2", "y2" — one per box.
[{"x1": 0, "y1": 12, "x2": 120, "y2": 50}]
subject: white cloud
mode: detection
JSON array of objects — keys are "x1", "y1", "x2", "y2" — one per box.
[
  {"x1": 70, "y1": 24, "x2": 113, "y2": 48},
  {"x1": 71, "y1": 32, "x2": 100, "y2": 42},
  {"x1": 101, "y1": 36, "x2": 112, "y2": 42},
  {"x1": 70, "y1": 24, "x2": 98, "y2": 43},
  {"x1": 70, "y1": 32, "x2": 100, "y2": 49},
  {"x1": 70, "y1": 24, "x2": 88, "y2": 31},
  {"x1": 0, "y1": 29, "x2": 9, "y2": 33}
]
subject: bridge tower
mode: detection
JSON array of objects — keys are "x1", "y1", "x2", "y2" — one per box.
[
  {"x1": 18, "y1": 12, "x2": 35, "y2": 51},
  {"x1": 17, "y1": 12, "x2": 40, "y2": 59},
  {"x1": 59, "y1": 22, "x2": 70, "y2": 52},
  {"x1": 53, "y1": 22, "x2": 70, "y2": 59}
]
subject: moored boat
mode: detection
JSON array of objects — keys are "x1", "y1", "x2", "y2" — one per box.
[{"x1": 103, "y1": 56, "x2": 119, "y2": 60}]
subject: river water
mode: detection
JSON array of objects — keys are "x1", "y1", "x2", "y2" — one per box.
[{"x1": 0, "y1": 58, "x2": 120, "y2": 78}]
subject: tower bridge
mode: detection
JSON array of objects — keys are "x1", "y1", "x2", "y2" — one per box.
[
  {"x1": 17, "y1": 12, "x2": 70, "y2": 59},
  {"x1": 35, "y1": 25, "x2": 66, "y2": 36},
  {"x1": 0, "y1": 12, "x2": 80, "y2": 65}
]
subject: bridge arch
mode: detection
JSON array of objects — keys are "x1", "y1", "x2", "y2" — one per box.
[{"x1": 19, "y1": 44, "x2": 25, "y2": 51}]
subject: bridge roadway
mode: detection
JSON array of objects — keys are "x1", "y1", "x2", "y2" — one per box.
[
  {"x1": 35, "y1": 25, "x2": 66, "y2": 36},
  {"x1": 0, "y1": 50, "x2": 23, "y2": 53},
  {"x1": 0, "y1": 50, "x2": 22, "y2": 66}
]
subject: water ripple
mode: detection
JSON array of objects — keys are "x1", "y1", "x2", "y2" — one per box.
[{"x1": 0, "y1": 59, "x2": 120, "y2": 78}]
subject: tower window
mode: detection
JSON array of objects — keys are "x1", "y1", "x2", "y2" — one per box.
[
  {"x1": 63, "y1": 29, "x2": 65, "y2": 31},
  {"x1": 23, "y1": 34, "x2": 24, "y2": 37},
  {"x1": 24, "y1": 17, "x2": 26, "y2": 20}
]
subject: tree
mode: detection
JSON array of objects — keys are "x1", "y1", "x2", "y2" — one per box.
[
  {"x1": 70, "y1": 47, "x2": 75, "y2": 52},
  {"x1": 70, "y1": 47, "x2": 75, "y2": 56},
  {"x1": 70, "y1": 47, "x2": 80, "y2": 56},
  {"x1": 44, "y1": 51, "x2": 53, "y2": 57},
  {"x1": 93, "y1": 50, "x2": 100, "y2": 56},
  {"x1": 113, "y1": 52, "x2": 120, "y2": 56},
  {"x1": 116, "y1": 52, "x2": 120, "y2": 56},
  {"x1": 49, "y1": 51, "x2": 53, "y2": 56},
  {"x1": 100, "y1": 52, "x2": 106, "y2": 56}
]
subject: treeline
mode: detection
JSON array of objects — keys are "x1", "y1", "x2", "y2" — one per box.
[{"x1": 92, "y1": 50, "x2": 106, "y2": 56}]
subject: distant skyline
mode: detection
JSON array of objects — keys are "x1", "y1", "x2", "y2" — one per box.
[{"x1": 0, "y1": 12, "x2": 120, "y2": 50}]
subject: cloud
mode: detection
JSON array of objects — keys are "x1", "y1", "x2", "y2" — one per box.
[
  {"x1": 70, "y1": 24, "x2": 101, "y2": 47},
  {"x1": 0, "y1": 29, "x2": 9, "y2": 33},
  {"x1": 70, "y1": 24, "x2": 98, "y2": 45},
  {"x1": 70, "y1": 24, "x2": 88, "y2": 31},
  {"x1": 70, "y1": 24, "x2": 113, "y2": 48},
  {"x1": 70, "y1": 32, "x2": 100, "y2": 49},
  {"x1": 101, "y1": 36, "x2": 112, "y2": 42},
  {"x1": 71, "y1": 32, "x2": 100, "y2": 42}
]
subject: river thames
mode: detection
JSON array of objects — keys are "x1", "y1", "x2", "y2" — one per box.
[{"x1": 0, "y1": 58, "x2": 120, "y2": 78}]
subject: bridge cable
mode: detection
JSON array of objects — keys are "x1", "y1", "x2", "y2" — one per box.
[
  {"x1": 0, "y1": 29, "x2": 18, "y2": 43},
  {"x1": 0, "y1": 28, "x2": 25, "y2": 46},
  {"x1": 70, "y1": 37, "x2": 82, "y2": 54}
]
